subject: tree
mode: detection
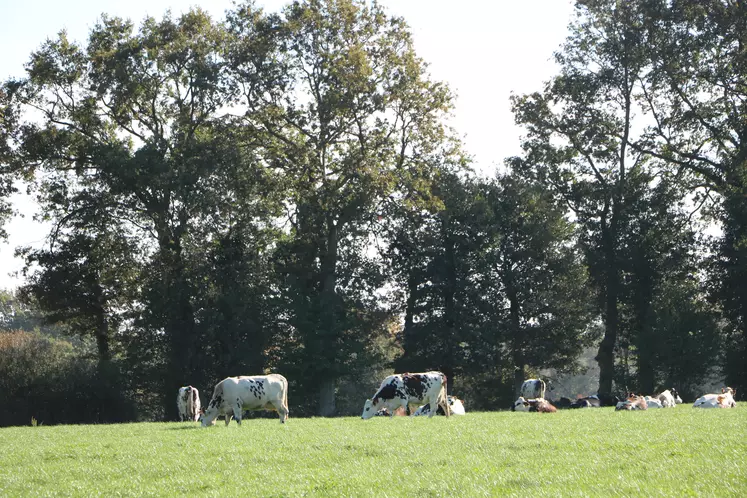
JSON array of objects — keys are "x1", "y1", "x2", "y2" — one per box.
[
  {"x1": 5, "y1": 9, "x2": 277, "y2": 416},
  {"x1": 629, "y1": 0, "x2": 747, "y2": 390},
  {"x1": 227, "y1": 0, "x2": 456, "y2": 415},
  {"x1": 512, "y1": 0, "x2": 652, "y2": 394}
]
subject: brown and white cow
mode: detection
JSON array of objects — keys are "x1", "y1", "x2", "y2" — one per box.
[
  {"x1": 615, "y1": 393, "x2": 648, "y2": 411},
  {"x1": 361, "y1": 371, "x2": 450, "y2": 419},
  {"x1": 201, "y1": 374, "x2": 289, "y2": 426},
  {"x1": 177, "y1": 385, "x2": 201, "y2": 422},
  {"x1": 693, "y1": 387, "x2": 737, "y2": 409},
  {"x1": 511, "y1": 397, "x2": 557, "y2": 413},
  {"x1": 520, "y1": 379, "x2": 546, "y2": 400}
]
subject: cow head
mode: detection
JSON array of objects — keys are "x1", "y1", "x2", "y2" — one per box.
[
  {"x1": 512, "y1": 397, "x2": 530, "y2": 412},
  {"x1": 361, "y1": 399, "x2": 378, "y2": 420},
  {"x1": 201, "y1": 397, "x2": 222, "y2": 427}
]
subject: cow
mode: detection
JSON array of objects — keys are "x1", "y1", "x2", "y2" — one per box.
[
  {"x1": 644, "y1": 396, "x2": 663, "y2": 409},
  {"x1": 361, "y1": 371, "x2": 450, "y2": 419},
  {"x1": 413, "y1": 395, "x2": 466, "y2": 416},
  {"x1": 615, "y1": 394, "x2": 648, "y2": 411},
  {"x1": 693, "y1": 387, "x2": 737, "y2": 409},
  {"x1": 657, "y1": 389, "x2": 682, "y2": 408},
  {"x1": 567, "y1": 394, "x2": 619, "y2": 408},
  {"x1": 520, "y1": 379, "x2": 546, "y2": 400},
  {"x1": 512, "y1": 397, "x2": 557, "y2": 413},
  {"x1": 550, "y1": 397, "x2": 573, "y2": 409},
  {"x1": 177, "y1": 386, "x2": 201, "y2": 422},
  {"x1": 374, "y1": 407, "x2": 407, "y2": 417},
  {"x1": 201, "y1": 374, "x2": 289, "y2": 426}
]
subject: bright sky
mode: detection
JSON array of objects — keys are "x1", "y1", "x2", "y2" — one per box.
[{"x1": 0, "y1": 0, "x2": 575, "y2": 289}]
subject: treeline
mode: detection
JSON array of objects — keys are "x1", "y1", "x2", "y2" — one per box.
[{"x1": 0, "y1": 0, "x2": 743, "y2": 425}]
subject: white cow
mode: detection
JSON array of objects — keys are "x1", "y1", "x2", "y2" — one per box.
[
  {"x1": 520, "y1": 379, "x2": 546, "y2": 400},
  {"x1": 362, "y1": 371, "x2": 450, "y2": 419},
  {"x1": 644, "y1": 396, "x2": 663, "y2": 409},
  {"x1": 657, "y1": 389, "x2": 682, "y2": 408},
  {"x1": 693, "y1": 387, "x2": 736, "y2": 409},
  {"x1": 201, "y1": 374, "x2": 289, "y2": 426},
  {"x1": 177, "y1": 385, "x2": 201, "y2": 422},
  {"x1": 413, "y1": 395, "x2": 466, "y2": 416}
]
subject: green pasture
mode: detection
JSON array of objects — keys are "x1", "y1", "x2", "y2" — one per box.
[{"x1": 1, "y1": 407, "x2": 745, "y2": 497}]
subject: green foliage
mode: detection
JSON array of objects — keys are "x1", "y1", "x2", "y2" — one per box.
[
  {"x1": 0, "y1": 330, "x2": 135, "y2": 426},
  {"x1": 0, "y1": 411, "x2": 745, "y2": 496}
]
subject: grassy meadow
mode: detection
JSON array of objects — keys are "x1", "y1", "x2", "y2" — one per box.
[{"x1": 1, "y1": 407, "x2": 745, "y2": 497}]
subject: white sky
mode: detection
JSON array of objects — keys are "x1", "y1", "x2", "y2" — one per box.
[{"x1": 0, "y1": 0, "x2": 575, "y2": 289}]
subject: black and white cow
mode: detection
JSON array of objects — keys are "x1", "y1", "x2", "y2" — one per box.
[
  {"x1": 361, "y1": 371, "x2": 450, "y2": 419},
  {"x1": 177, "y1": 385, "x2": 201, "y2": 422},
  {"x1": 520, "y1": 379, "x2": 546, "y2": 400},
  {"x1": 412, "y1": 395, "x2": 466, "y2": 416},
  {"x1": 201, "y1": 374, "x2": 289, "y2": 426}
]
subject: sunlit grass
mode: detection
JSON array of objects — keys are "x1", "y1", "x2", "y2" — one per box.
[{"x1": 1, "y1": 407, "x2": 745, "y2": 496}]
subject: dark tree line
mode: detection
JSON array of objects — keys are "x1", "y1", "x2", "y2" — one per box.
[{"x1": 0, "y1": 0, "x2": 743, "y2": 424}]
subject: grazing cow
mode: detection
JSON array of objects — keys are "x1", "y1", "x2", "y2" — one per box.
[
  {"x1": 512, "y1": 397, "x2": 557, "y2": 413},
  {"x1": 177, "y1": 386, "x2": 201, "y2": 422},
  {"x1": 361, "y1": 371, "x2": 450, "y2": 419},
  {"x1": 520, "y1": 379, "x2": 546, "y2": 400},
  {"x1": 644, "y1": 396, "x2": 663, "y2": 409},
  {"x1": 615, "y1": 394, "x2": 648, "y2": 411},
  {"x1": 413, "y1": 395, "x2": 466, "y2": 416},
  {"x1": 201, "y1": 374, "x2": 289, "y2": 426},
  {"x1": 657, "y1": 389, "x2": 682, "y2": 408},
  {"x1": 693, "y1": 387, "x2": 737, "y2": 409}
]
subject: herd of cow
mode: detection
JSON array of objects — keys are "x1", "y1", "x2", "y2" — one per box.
[
  {"x1": 175, "y1": 372, "x2": 738, "y2": 425},
  {"x1": 511, "y1": 378, "x2": 739, "y2": 413}
]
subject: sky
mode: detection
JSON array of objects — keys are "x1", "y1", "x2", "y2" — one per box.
[{"x1": 0, "y1": 0, "x2": 576, "y2": 289}]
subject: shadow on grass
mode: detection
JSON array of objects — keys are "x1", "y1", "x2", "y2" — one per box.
[{"x1": 166, "y1": 425, "x2": 202, "y2": 430}]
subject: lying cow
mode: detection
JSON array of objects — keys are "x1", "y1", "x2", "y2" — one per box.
[
  {"x1": 201, "y1": 374, "x2": 289, "y2": 426},
  {"x1": 512, "y1": 397, "x2": 557, "y2": 413},
  {"x1": 693, "y1": 387, "x2": 737, "y2": 409},
  {"x1": 644, "y1": 396, "x2": 663, "y2": 409},
  {"x1": 177, "y1": 385, "x2": 201, "y2": 422},
  {"x1": 615, "y1": 394, "x2": 648, "y2": 411},
  {"x1": 413, "y1": 395, "x2": 466, "y2": 416},
  {"x1": 520, "y1": 379, "x2": 546, "y2": 400},
  {"x1": 374, "y1": 407, "x2": 407, "y2": 417},
  {"x1": 657, "y1": 389, "x2": 682, "y2": 408},
  {"x1": 362, "y1": 371, "x2": 449, "y2": 419}
]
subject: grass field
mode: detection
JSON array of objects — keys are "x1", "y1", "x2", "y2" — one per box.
[{"x1": 1, "y1": 407, "x2": 745, "y2": 497}]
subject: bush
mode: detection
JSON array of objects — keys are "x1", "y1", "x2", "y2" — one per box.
[{"x1": 0, "y1": 330, "x2": 135, "y2": 426}]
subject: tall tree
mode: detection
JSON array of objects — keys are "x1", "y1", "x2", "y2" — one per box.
[
  {"x1": 227, "y1": 0, "x2": 456, "y2": 415},
  {"x1": 512, "y1": 0, "x2": 652, "y2": 394},
  {"x1": 4, "y1": 9, "x2": 275, "y2": 416},
  {"x1": 629, "y1": 0, "x2": 747, "y2": 390}
]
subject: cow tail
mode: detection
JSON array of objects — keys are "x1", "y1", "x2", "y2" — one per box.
[
  {"x1": 282, "y1": 375, "x2": 289, "y2": 419},
  {"x1": 441, "y1": 374, "x2": 451, "y2": 417}
]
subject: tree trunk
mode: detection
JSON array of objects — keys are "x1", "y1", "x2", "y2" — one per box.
[
  {"x1": 507, "y1": 283, "x2": 525, "y2": 398},
  {"x1": 155, "y1": 222, "x2": 197, "y2": 420},
  {"x1": 596, "y1": 239, "x2": 619, "y2": 396},
  {"x1": 318, "y1": 378, "x2": 337, "y2": 417},
  {"x1": 317, "y1": 217, "x2": 340, "y2": 416}
]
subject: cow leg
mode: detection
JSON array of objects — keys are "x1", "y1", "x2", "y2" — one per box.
[
  {"x1": 232, "y1": 403, "x2": 242, "y2": 426},
  {"x1": 224, "y1": 414, "x2": 232, "y2": 426}
]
